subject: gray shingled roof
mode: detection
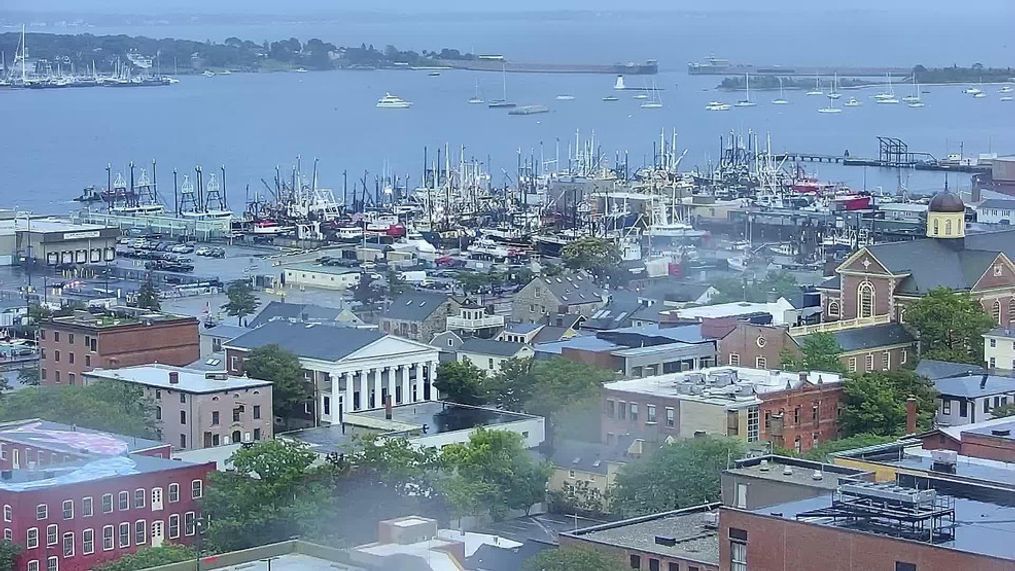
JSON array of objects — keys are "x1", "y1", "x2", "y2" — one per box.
[
  {"x1": 934, "y1": 374, "x2": 1015, "y2": 398},
  {"x1": 798, "y1": 322, "x2": 915, "y2": 352},
  {"x1": 226, "y1": 321, "x2": 384, "y2": 361},
  {"x1": 865, "y1": 229, "x2": 1015, "y2": 295},
  {"x1": 248, "y1": 301, "x2": 347, "y2": 329},
  {"x1": 458, "y1": 338, "x2": 527, "y2": 357},
  {"x1": 539, "y1": 272, "x2": 603, "y2": 305},
  {"x1": 549, "y1": 438, "x2": 637, "y2": 475},
  {"x1": 382, "y1": 292, "x2": 449, "y2": 322},
  {"x1": 978, "y1": 199, "x2": 1015, "y2": 210},
  {"x1": 915, "y1": 359, "x2": 986, "y2": 380}
]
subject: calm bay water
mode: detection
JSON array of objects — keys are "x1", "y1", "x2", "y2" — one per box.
[{"x1": 1, "y1": 10, "x2": 1013, "y2": 212}]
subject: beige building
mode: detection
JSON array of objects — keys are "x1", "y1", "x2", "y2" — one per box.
[
  {"x1": 985, "y1": 328, "x2": 1015, "y2": 371},
  {"x1": 548, "y1": 438, "x2": 645, "y2": 500},
  {"x1": 457, "y1": 339, "x2": 533, "y2": 376},
  {"x1": 84, "y1": 365, "x2": 274, "y2": 451}
]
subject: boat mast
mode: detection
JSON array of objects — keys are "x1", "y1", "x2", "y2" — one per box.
[{"x1": 21, "y1": 25, "x2": 27, "y2": 84}]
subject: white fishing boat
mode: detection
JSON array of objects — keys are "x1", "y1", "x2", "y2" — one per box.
[
  {"x1": 706, "y1": 101, "x2": 731, "y2": 111},
  {"x1": 806, "y1": 74, "x2": 823, "y2": 96},
  {"x1": 1001, "y1": 96, "x2": 1013, "y2": 102},
  {"x1": 772, "y1": 77, "x2": 789, "y2": 104},
  {"x1": 376, "y1": 93, "x2": 413, "y2": 109},
  {"x1": 734, "y1": 73, "x2": 757, "y2": 107},
  {"x1": 555, "y1": 94, "x2": 576, "y2": 101},
  {"x1": 633, "y1": 93, "x2": 649, "y2": 100},
  {"x1": 963, "y1": 85, "x2": 983, "y2": 95},
  {"x1": 1000, "y1": 85, "x2": 1014, "y2": 93},
  {"x1": 844, "y1": 97, "x2": 862, "y2": 107},
  {"x1": 201, "y1": 70, "x2": 216, "y2": 77},
  {"x1": 973, "y1": 92, "x2": 987, "y2": 99},
  {"x1": 602, "y1": 95, "x2": 619, "y2": 102},
  {"x1": 818, "y1": 95, "x2": 842, "y2": 114}
]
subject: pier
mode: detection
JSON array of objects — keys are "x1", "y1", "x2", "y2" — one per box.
[
  {"x1": 688, "y1": 59, "x2": 911, "y2": 78},
  {"x1": 776, "y1": 137, "x2": 993, "y2": 174},
  {"x1": 436, "y1": 58, "x2": 658, "y2": 75}
]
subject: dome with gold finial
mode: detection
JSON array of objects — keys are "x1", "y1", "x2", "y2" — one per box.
[{"x1": 926, "y1": 189, "x2": 965, "y2": 239}]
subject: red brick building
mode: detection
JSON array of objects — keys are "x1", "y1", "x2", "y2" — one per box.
[
  {"x1": 757, "y1": 376, "x2": 844, "y2": 453},
  {"x1": 917, "y1": 418, "x2": 1015, "y2": 463},
  {"x1": 0, "y1": 419, "x2": 214, "y2": 571},
  {"x1": 39, "y1": 312, "x2": 199, "y2": 386}
]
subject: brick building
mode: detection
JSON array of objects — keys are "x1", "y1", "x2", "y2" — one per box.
[
  {"x1": 817, "y1": 189, "x2": 1015, "y2": 328},
  {"x1": 379, "y1": 292, "x2": 457, "y2": 343},
  {"x1": 39, "y1": 311, "x2": 199, "y2": 387},
  {"x1": 600, "y1": 367, "x2": 844, "y2": 452},
  {"x1": 0, "y1": 419, "x2": 214, "y2": 571},
  {"x1": 83, "y1": 365, "x2": 274, "y2": 451}
]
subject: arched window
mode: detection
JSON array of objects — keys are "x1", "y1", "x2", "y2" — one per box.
[
  {"x1": 828, "y1": 300, "x2": 840, "y2": 318},
  {"x1": 933, "y1": 219, "x2": 940, "y2": 235},
  {"x1": 993, "y1": 300, "x2": 1002, "y2": 325},
  {"x1": 945, "y1": 219, "x2": 953, "y2": 235},
  {"x1": 1009, "y1": 298, "x2": 1015, "y2": 326},
  {"x1": 857, "y1": 282, "x2": 875, "y2": 318}
]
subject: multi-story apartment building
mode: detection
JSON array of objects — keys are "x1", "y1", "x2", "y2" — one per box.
[
  {"x1": 83, "y1": 365, "x2": 273, "y2": 451},
  {"x1": 0, "y1": 419, "x2": 213, "y2": 571},
  {"x1": 984, "y1": 327, "x2": 1015, "y2": 371},
  {"x1": 39, "y1": 311, "x2": 199, "y2": 387}
]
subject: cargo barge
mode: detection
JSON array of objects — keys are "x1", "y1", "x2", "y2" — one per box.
[{"x1": 436, "y1": 58, "x2": 658, "y2": 75}]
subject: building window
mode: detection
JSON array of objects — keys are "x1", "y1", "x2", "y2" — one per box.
[
  {"x1": 992, "y1": 300, "x2": 1002, "y2": 324},
  {"x1": 747, "y1": 406, "x2": 759, "y2": 442},
  {"x1": 28, "y1": 561, "x2": 38, "y2": 571},
  {"x1": 646, "y1": 404, "x2": 657, "y2": 423},
  {"x1": 629, "y1": 554, "x2": 641, "y2": 569},
  {"x1": 629, "y1": 403, "x2": 638, "y2": 422},
  {"x1": 180, "y1": 434, "x2": 187, "y2": 449},
  {"x1": 180, "y1": 393, "x2": 186, "y2": 404},
  {"x1": 827, "y1": 300, "x2": 840, "y2": 318},
  {"x1": 606, "y1": 400, "x2": 615, "y2": 417},
  {"x1": 756, "y1": 356, "x2": 767, "y2": 369},
  {"x1": 865, "y1": 353, "x2": 874, "y2": 371},
  {"x1": 883, "y1": 350, "x2": 891, "y2": 370},
  {"x1": 27, "y1": 527, "x2": 38, "y2": 549},
  {"x1": 62, "y1": 500, "x2": 73, "y2": 520},
  {"x1": 135, "y1": 520, "x2": 146, "y2": 546},
  {"x1": 168, "y1": 515, "x2": 180, "y2": 539},
  {"x1": 729, "y1": 353, "x2": 740, "y2": 366},
  {"x1": 649, "y1": 559, "x2": 660, "y2": 571},
  {"x1": 101, "y1": 494, "x2": 113, "y2": 513},
  {"x1": 666, "y1": 407, "x2": 675, "y2": 427},
  {"x1": 847, "y1": 357, "x2": 857, "y2": 372},
  {"x1": 211, "y1": 411, "x2": 219, "y2": 425},
  {"x1": 83, "y1": 528, "x2": 94, "y2": 555},
  {"x1": 901, "y1": 349, "x2": 908, "y2": 365},
  {"x1": 942, "y1": 398, "x2": 952, "y2": 415},
  {"x1": 134, "y1": 489, "x2": 145, "y2": 509},
  {"x1": 46, "y1": 524, "x2": 57, "y2": 546},
  {"x1": 62, "y1": 532, "x2": 74, "y2": 557},
  {"x1": 192, "y1": 480, "x2": 203, "y2": 499},
  {"x1": 54, "y1": 350, "x2": 60, "y2": 363},
  {"x1": 36, "y1": 504, "x2": 48, "y2": 520},
  {"x1": 156, "y1": 406, "x2": 162, "y2": 421},
  {"x1": 185, "y1": 512, "x2": 196, "y2": 536},
  {"x1": 180, "y1": 410, "x2": 186, "y2": 424},
  {"x1": 254, "y1": 428, "x2": 262, "y2": 441},
  {"x1": 118, "y1": 522, "x2": 130, "y2": 548},
  {"x1": 46, "y1": 558, "x2": 57, "y2": 571},
  {"x1": 168, "y1": 483, "x2": 180, "y2": 503},
  {"x1": 102, "y1": 525, "x2": 113, "y2": 550},
  {"x1": 253, "y1": 405, "x2": 261, "y2": 419},
  {"x1": 984, "y1": 398, "x2": 991, "y2": 414},
  {"x1": 118, "y1": 491, "x2": 129, "y2": 511},
  {"x1": 895, "y1": 563, "x2": 917, "y2": 571},
  {"x1": 2, "y1": 505, "x2": 9, "y2": 523},
  {"x1": 959, "y1": 400, "x2": 968, "y2": 418}
]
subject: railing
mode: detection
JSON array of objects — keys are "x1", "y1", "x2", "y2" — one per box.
[
  {"x1": 789, "y1": 314, "x2": 891, "y2": 336},
  {"x1": 447, "y1": 315, "x2": 505, "y2": 330}
]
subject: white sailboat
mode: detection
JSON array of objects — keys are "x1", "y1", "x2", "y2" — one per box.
[
  {"x1": 705, "y1": 101, "x2": 731, "y2": 111},
  {"x1": 772, "y1": 77, "x2": 789, "y2": 104},
  {"x1": 902, "y1": 76, "x2": 921, "y2": 103},
  {"x1": 874, "y1": 73, "x2": 898, "y2": 102},
  {"x1": 828, "y1": 73, "x2": 842, "y2": 99},
  {"x1": 488, "y1": 64, "x2": 516, "y2": 108},
  {"x1": 735, "y1": 73, "x2": 757, "y2": 107},
  {"x1": 818, "y1": 94, "x2": 842, "y2": 114},
  {"x1": 641, "y1": 81, "x2": 663, "y2": 109},
  {"x1": 806, "y1": 74, "x2": 823, "y2": 96},
  {"x1": 468, "y1": 79, "x2": 484, "y2": 104}
]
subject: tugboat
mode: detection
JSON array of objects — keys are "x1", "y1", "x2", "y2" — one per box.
[{"x1": 73, "y1": 186, "x2": 105, "y2": 203}]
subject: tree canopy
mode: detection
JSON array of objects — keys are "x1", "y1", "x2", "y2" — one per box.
[
  {"x1": 0, "y1": 539, "x2": 21, "y2": 571},
  {"x1": 435, "y1": 360, "x2": 487, "y2": 406},
  {"x1": 242, "y1": 344, "x2": 310, "y2": 423},
  {"x1": 780, "y1": 332, "x2": 845, "y2": 373},
  {"x1": 0, "y1": 380, "x2": 158, "y2": 438},
  {"x1": 904, "y1": 288, "x2": 994, "y2": 364},
  {"x1": 524, "y1": 547, "x2": 623, "y2": 571},
  {"x1": 840, "y1": 370, "x2": 937, "y2": 436},
  {"x1": 135, "y1": 276, "x2": 161, "y2": 312},
  {"x1": 561, "y1": 237, "x2": 621, "y2": 282},
  {"x1": 711, "y1": 271, "x2": 799, "y2": 304},
  {"x1": 611, "y1": 436, "x2": 744, "y2": 517},
  {"x1": 223, "y1": 280, "x2": 260, "y2": 325},
  {"x1": 95, "y1": 546, "x2": 196, "y2": 570}
]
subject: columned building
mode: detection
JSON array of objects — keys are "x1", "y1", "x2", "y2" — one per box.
[{"x1": 224, "y1": 322, "x2": 440, "y2": 425}]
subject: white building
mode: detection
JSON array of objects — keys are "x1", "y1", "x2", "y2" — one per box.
[
  {"x1": 456, "y1": 338, "x2": 533, "y2": 376},
  {"x1": 282, "y1": 262, "x2": 361, "y2": 291},
  {"x1": 225, "y1": 321, "x2": 441, "y2": 424},
  {"x1": 934, "y1": 373, "x2": 1015, "y2": 426},
  {"x1": 985, "y1": 328, "x2": 1015, "y2": 371},
  {"x1": 660, "y1": 297, "x2": 799, "y2": 326},
  {"x1": 974, "y1": 198, "x2": 1015, "y2": 225}
]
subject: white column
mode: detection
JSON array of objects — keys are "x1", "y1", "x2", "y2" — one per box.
[
  {"x1": 357, "y1": 370, "x2": 369, "y2": 411},
  {"x1": 342, "y1": 372, "x2": 353, "y2": 417},
  {"x1": 413, "y1": 362, "x2": 423, "y2": 403},
  {"x1": 386, "y1": 367, "x2": 396, "y2": 406},
  {"x1": 400, "y1": 365, "x2": 410, "y2": 405},
  {"x1": 371, "y1": 368, "x2": 382, "y2": 409},
  {"x1": 428, "y1": 360, "x2": 440, "y2": 401}
]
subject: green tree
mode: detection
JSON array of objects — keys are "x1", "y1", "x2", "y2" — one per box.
[
  {"x1": 135, "y1": 276, "x2": 161, "y2": 312},
  {"x1": 95, "y1": 545, "x2": 196, "y2": 570},
  {"x1": 990, "y1": 403, "x2": 1015, "y2": 418},
  {"x1": 547, "y1": 479, "x2": 610, "y2": 518},
  {"x1": 0, "y1": 381, "x2": 158, "y2": 438},
  {"x1": 905, "y1": 288, "x2": 994, "y2": 364},
  {"x1": 386, "y1": 269, "x2": 409, "y2": 297},
  {"x1": 611, "y1": 436, "x2": 744, "y2": 517},
  {"x1": 541, "y1": 262, "x2": 563, "y2": 277},
  {"x1": 243, "y1": 345, "x2": 310, "y2": 424},
  {"x1": 780, "y1": 332, "x2": 845, "y2": 373},
  {"x1": 202, "y1": 440, "x2": 334, "y2": 552},
  {"x1": 353, "y1": 272, "x2": 379, "y2": 304},
  {"x1": 441, "y1": 428, "x2": 551, "y2": 521},
  {"x1": 349, "y1": 436, "x2": 443, "y2": 495},
  {"x1": 561, "y1": 237, "x2": 620, "y2": 281},
  {"x1": 484, "y1": 357, "x2": 535, "y2": 412},
  {"x1": 16, "y1": 366, "x2": 40, "y2": 387},
  {"x1": 223, "y1": 280, "x2": 260, "y2": 325},
  {"x1": 524, "y1": 547, "x2": 623, "y2": 571},
  {"x1": 0, "y1": 539, "x2": 22, "y2": 570},
  {"x1": 434, "y1": 360, "x2": 487, "y2": 406},
  {"x1": 711, "y1": 271, "x2": 799, "y2": 304},
  {"x1": 840, "y1": 370, "x2": 937, "y2": 436}
]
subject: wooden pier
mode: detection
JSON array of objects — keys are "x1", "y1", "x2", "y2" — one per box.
[{"x1": 776, "y1": 137, "x2": 992, "y2": 173}]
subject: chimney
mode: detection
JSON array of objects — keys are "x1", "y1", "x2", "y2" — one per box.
[
  {"x1": 766, "y1": 288, "x2": 778, "y2": 303},
  {"x1": 798, "y1": 371, "x2": 808, "y2": 383},
  {"x1": 169, "y1": 371, "x2": 180, "y2": 385},
  {"x1": 384, "y1": 395, "x2": 393, "y2": 420},
  {"x1": 980, "y1": 374, "x2": 989, "y2": 390},
  {"x1": 905, "y1": 396, "x2": 918, "y2": 434}
]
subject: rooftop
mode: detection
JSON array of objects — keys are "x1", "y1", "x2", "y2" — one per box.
[
  {"x1": 200, "y1": 323, "x2": 248, "y2": 340},
  {"x1": 604, "y1": 366, "x2": 843, "y2": 404},
  {"x1": 796, "y1": 322, "x2": 915, "y2": 352},
  {"x1": 248, "y1": 300, "x2": 361, "y2": 329},
  {"x1": 963, "y1": 419, "x2": 1015, "y2": 442},
  {"x1": 458, "y1": 338, "x2": 527, "y2": 357},
  {"x1": 662, "y1": 297, "x2": 796, "y2": 325},
  {"x1": 536, "y1": 272, "x2": 603, "y2": 305},
  {"x1": 9, "y1": 217, "x2": 109, "y2": 234},
  {"x1": 725, "y1": 455, "x2": 872, "y2": 491},
  {"x1": 566, "y1": 504, "x2": 721, "y2": 565},
  {"x1": 86, "y1": 364, "x2": 272, "y2": 394},
  {"x1": 226, "y1": 321, "x2": 385, "y2": 362},
  {"x1": 382, "y1": 291, "x2": 451, "y2": 322},
  {"x1": 933, "y1": 373, "x2": 1015, "y2": 398},
  {"x1": 986, "y1": 327, "x2": 1015, "y2": 339},
  {"x1": 0, "y1": 453, "x2": 206, "y2": 492},
  {"x1": 750, "y1": 485, "x2": 1015, "y2": 561},
  {"x1": 838, "y1": 442, "x2": 1015, "y2": 489},
  {"x1": 0, "y1": 419, "x2": 164, "y2": 457},
  {"x1": 285, "y1": 262, "x2": 360, "y2": 276},
  {"x1": 915, "y1": 359, "x2": 986, "y2": 380},
  {"x1": 49, "y1": 310, "x2": 194, "y2": 330}
]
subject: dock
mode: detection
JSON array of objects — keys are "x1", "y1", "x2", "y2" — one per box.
[
  {"x1": 688, "y1": 60, "x2": 911, "y2": 78},
  {"x1": 775, "y1": 137, "x2": 993, "y2": 174},
  {"x1": 435, "y1": 58, "x2": 658, "y2": 75}
]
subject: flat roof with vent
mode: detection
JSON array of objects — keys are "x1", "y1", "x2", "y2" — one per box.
[{"x1": 84, "y1": 364, "x2": 273, "y2": 393}]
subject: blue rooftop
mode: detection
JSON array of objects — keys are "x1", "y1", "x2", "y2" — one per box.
[{"x1": 0, "y1": 454, "x2": 199, "y2": 492}]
